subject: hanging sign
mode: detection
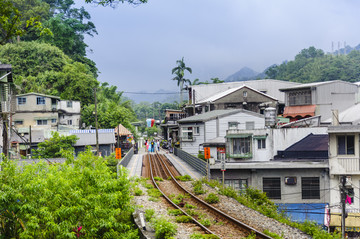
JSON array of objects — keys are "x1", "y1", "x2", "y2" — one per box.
[
  {"x1": 204, "y1": 147, "x2": 210, "y2": 159},
  {"x1": 115, "y1": 148, "x2": 122, "y2": 159}
]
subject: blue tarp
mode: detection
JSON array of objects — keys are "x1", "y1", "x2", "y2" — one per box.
[{"x1": 276, "y1": 203, "x2": 326, "y2": 225}]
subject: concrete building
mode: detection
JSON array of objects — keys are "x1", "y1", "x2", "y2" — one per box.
[
  {"x1": 213, "y1": 130, "x2": 329, "y2": 224},
  {"x1": 13, "y1": 93, "x2": 60, "y2": 132},
  {"x1": 328, "y1": 125, "x2": 360, "y2": 234},
  {"x1": 194, "y1": 85, "x2": 278, "y2": 115},
  {"x1": 58, "y1": 100, "x2": 81, "y2": 129},
  {"x1": 280, "y1": 80, "x2": 357, "y2": 122},
  {"x1": 177, "y1": 109, "x2": 265, "y2": 156}
]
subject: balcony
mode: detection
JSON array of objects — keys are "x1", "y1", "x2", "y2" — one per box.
[
  {"x1": 338, "y1": 157, "x2": 360, "y2": 173},
  {"x1": 181, "y1": 136, "x2": 195, "y2": 142}
]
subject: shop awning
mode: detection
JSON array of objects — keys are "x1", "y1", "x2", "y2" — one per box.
[
  {"x1": 283, "y1": 105, "x2": 316, "y2": 118},
  {"x1": 330, "y1": 213, "x2": 360, "y2": 228}
]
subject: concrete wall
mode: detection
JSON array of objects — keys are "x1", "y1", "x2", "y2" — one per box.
[
  {"x1": 13, "y1": 112, "x2": 58, "y2": 130},
  {"x1": 16, "y1": 94, "x2": 58, "y2": 112},
  {"x1": 226, "y1": 127, "x2": 328, "y2": 162},
  {"x1": 211, "y1": 167, "x2": 329, "y2": 204},
  {"x1": 58, "y1": 100, "x2": 81, "y2": 113},
  {"x1": 180, "y1": 111, "x2": 265, "y2": 155}
]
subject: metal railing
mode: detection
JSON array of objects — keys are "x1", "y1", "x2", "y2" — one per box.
[
  {"x1": 174, "y1": 147, "x2": 207, "y2": 176},
  {"x1": 117, "y1": 147, "x2": 134, "y2": 178}
]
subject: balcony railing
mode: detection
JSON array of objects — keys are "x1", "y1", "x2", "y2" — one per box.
[{"x1": 338, "y1": 158, "x2": 360, "y2": 172}]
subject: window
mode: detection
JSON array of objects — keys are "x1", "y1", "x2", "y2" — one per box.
[
  {"x1": 257, "y1": 139, "x2": 266, "y2": 149},
  {"x1": 263, "y1": 177, "x2": 281, "y2": 199},
  {"x1": 245, "y1": 121, "x2": 254, "y2": 130},
  {"x1": 17, "y1": 97, "x2": 26, "y2": 105},
  {"x1": 37, "y1": 97, "x2": 45, "y2": 105},
  {"x1": 67, "y1": 101, "x2": 73, "y2": 108},
  {"x1": 232, "y1": 137, "x2": 251, "y2": 156},
  {"x1": 14, "y1": 120, "x2": 23, "y2": 125},
  {"x1": 224, "y1": 179, "x2": 248, "y2": 194},
  {"x1": 228, "y1": 122, "x2": 239, "y2": 130},
  {"x1": 193, "y1": 126, "x2": 200, "y2": 135},
  {"x1": 243, "y1": 91, "x2": 248, "y2": 97},
  {"x1": 37, "y1": 120, "x2": 47, "y2": 125},
  {"x1": 302, "y1": 177, "x2": 320, "y2": 199},
  {"x1": 337, "y1": 135, "x2": 355, "y2": 155},
  {"x1": 288, "y1": 89, "x2": 312, "y2": 106},
  {"x1": 51, "y1": 119, "x2": 57, "y2": 124},
  {"x1": 182, "y1": 127, "x2": 193, "y2": 141},
  {"x1": 68, "y1": 119, "x2": 73, "y2": 125}
]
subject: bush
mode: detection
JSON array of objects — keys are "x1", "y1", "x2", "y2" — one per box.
[
  {"x1": 151, "y1": 216, "x2": 177, "y2": 239},
  {"x1": 186, "y1": 209, "x2": 199, "y2": 217},
  {"x1": 185, "y1": 203, "x2": 197, "y2": 209},
  {"x1": 175, "y1": 175, "x2": 192, "y2": 181},
  {"x1": 175, "y1": 215, "x2": 192, "y2": 223},
  {"x1": 145, "y1": 209, "x2": 155, "y2": 221},
  {"x1": 192, "y1": 180, "x2": 206, "y2": 195},
  {"x1": 204, "y1": 193, "x2": 219, "y2": 204},
  {"x1": 134, "y1": 187, "x2": 143, "y2": 196},
  {"x1": 147, "y1": 188, "x2": 162, "y2": 198},
  {"x1": 190, "y1": 233, "x2": 220, "y2": 239},
  {"x1": 168, "y1": 209, "x2": 184, "y2": 216},
  {"x1": 199, "y1": 218, "x2": 211, "y2": 227},
  {"x1": 154, "y1": 176, "x2": 164, "y2": 181}
]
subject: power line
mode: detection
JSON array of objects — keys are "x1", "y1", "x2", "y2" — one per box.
[{"x1": 123, "y1": 91, "x2": 180, "y2": 95}]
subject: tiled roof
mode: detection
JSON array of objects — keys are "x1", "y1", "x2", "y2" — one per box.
[{"x1": 115, "y1": 124, "x2": 132, "y2": 136}]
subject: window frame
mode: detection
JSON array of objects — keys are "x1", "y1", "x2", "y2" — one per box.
[
  {"x1": 14, "y1": 120, "x2": 23, "y2": 125},
  {"x1": 337, "y1": 135, "x2": 355, "y2": 155},
  {"x1": 257, "y1": 138, "x2": 266, "y2": 149},
  {"x1": 17, "y1": 97, "x2": 26, "y2": 105},
  {"x1": 67, "y1": 119, "x2": 73, "y2": 125},
  {"x1": 230, "y1": 136, "x2": 252, "y2": 158},
  {"x1": 37, "y1": 119, "x2": 47, "y2": 125},
  {"x1": 67, "y1": 101, "x2": 73, "y2": 108},
  {"x1": 181, "y1": 126, "x2": 194, "y2": 141},
  {"x1": 193, "y1": 126, "x2": 200, "y2": 136},
  {"x1": 301, "y1": 177, "x2": 320, "y2": 199},
  {"x1": 51, "y1": 119, "x2": 57, "y2": 124},
  {"x1": 36, "y1": 97, "x2": 46, "y2": 105},
  {"x1": 263, "y1": 177, "x2": 281, "y2": 200}
]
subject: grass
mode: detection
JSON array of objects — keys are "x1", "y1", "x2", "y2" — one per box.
[
  {"x1": 190, "y1": 233, "x2": 220, "y2": 239},
  {"x1": 204, "y1": 193, "x2": 219, "y2": 204},
  {"x1": 154, "y1": 176, "x2": 164, "y2": 181},
  {"x1": 134, "y1": 187, "x2": 143, "y2": 196},
  {"x1": 175, "y1": 215, "x2": 193, "y2": 223},
  {"x1": 151, "y1": 216, "x2": 177, "y2": 239},
  {"x1": 145, "y1": 209, "x2": 155, "y2": 221},
  {"x1": 175, "y1": 174, "x2": 192, "y2": 181},
  {"x1": 192, "y1": 180, "x2": 206, "y2": 195},
  {"x1": 168, "y1": 209, "x2": 184, "y2": 216}
]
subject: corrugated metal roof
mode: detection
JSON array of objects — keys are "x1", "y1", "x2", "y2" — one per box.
[
  {"x1": 177, "y1": 109, "x2": 263, "y2": 123},
  {"x1": 279, "y1": 80, "x2": 355, "y2": 91},
  {"x1": 17, "y1": 92, "x2": 61, "y2": 99},
  {"x1": 197, "y1": 85, "x2": 277, "y2": 104},
  {"x1": 285, "y1": 134, "x2": 328, "y2": 151},
  {"x1": 73, "y1": 132, "x2": 116, "y2": 146},
  {"x1": 323, "y1": 103, "x2": 360, "y2": 124}
]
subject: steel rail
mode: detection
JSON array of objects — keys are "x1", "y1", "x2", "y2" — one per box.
[
  {"x1": 147, "y1": 153, "x2": 218, "y2": 236},
  {"x1": 155, "y1": 152, "x2": 272, "y2": 239}
]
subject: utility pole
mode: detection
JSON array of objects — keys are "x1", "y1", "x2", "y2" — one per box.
[
  {"x1": 94, "y1": 88, "x2": 99, "y2": 156},
  {"x1": 340, "y1": 175, "x2": 346, "y2": 239}
]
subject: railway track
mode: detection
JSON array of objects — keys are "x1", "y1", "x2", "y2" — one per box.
[{"x1": 146, "y1": 152, "x2": 272, "y2": 239}]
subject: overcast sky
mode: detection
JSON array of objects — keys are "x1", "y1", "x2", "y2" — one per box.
[{"x1": 79, "y1": 0, "x2": 360, "y2": 95}]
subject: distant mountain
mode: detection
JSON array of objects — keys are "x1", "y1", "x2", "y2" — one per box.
[{"x1": 224, "y1": 67, "x2": 259, "y2": 82}]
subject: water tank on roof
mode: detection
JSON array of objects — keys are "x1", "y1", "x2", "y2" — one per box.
[{"x1": 265, "y1": 107, "x2": 276, "y2": 127}]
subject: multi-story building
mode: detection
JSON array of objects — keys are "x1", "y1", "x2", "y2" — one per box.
[{"x1": 280, "y1": 80, "x2": 357, "y2": 122}]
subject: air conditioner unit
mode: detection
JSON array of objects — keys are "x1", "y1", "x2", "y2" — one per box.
[
  {"x1": 284, "y1": 176, "x2": 297, "y2": 185},
  {"x1": 1, "y1": 101, "x2": 9, "y2": 113}
]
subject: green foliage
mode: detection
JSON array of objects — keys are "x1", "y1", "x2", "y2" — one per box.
[
  {"x1": 150, "y1": 216, "x2": 177, "y2": 239},
  {"x1": 263, "y1": 230, "x2": 283, "y2": 239},
  {"x1": 218, "y1": 186, "x2": 237, "y2": 198},
  {"x1": 168, "y1": 209, "x2": 183, "y2": 216},
  {"x1": 190, "y1": 233, "x2": 220, "y2": 239},
  {"x1": 104, "y1": 153, "x2": 118, "y2": 173},
  {"x1": 154, "y1": 176, "x2": 164, "y2": 181},
  {"x1": 175, "y1": 174, "x2": 192, "y2": 181},
  {"x1": 144, "y1": 209, "x2": 155, "y2": 221},
  {"x1": 147, "y1": 188, "x2": 162, "y2": 198},
  {"x1": 184, "y1": 203, "x2": 197, "y2": 209},
  {"x1": 265, "y1": 46, "x2": 360, "y2": 83},
  {"x1": 0, "y1": 149, "x2": 137, "y2": 238},
  {"x1": 0, "y1": 41, "x2": 99, "y2": 105},
  {"x1": 192, "y1": 180, "x2": 206, "y2": 195},
  {"x1": 185, "y1": 209, "x2": 199, "y2": 217},
  {"x1": 134, "y1": 187, "x2": 143, "y2": 196},
  {"x1": 204, "y1": 193, "x2": 219, "y2": 204},
  {"x1": 32, "y1": 131, "x2": 78, "y2": 159},
  {"x1": 199, "y1": 218, "x2": 212, "y2": 227},
  {"x1": 175, "y1": 215, "x2": 192, "y2": 223}
]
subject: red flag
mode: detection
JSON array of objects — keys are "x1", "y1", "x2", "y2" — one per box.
[{"x1": 346, "y1": 195, "x2": 352, "y2": 205}]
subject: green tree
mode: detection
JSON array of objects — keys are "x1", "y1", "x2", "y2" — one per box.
[
  {"x1": 0, "y1": 149, "x2": 138, "y2": 238},
  {"x1": 210, "y1": 77, "x2": 224, "y2": 84},
  {"x1": 33, "y1": 131, "x2": 78, "y2": 158},
  {"x1": 172, "y1": 57, "x2": 192, "y2": 103}
]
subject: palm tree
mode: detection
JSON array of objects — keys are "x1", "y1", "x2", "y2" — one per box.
[{"x1": 172, "y1": 57, "x2": 192, "y2": 104}]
